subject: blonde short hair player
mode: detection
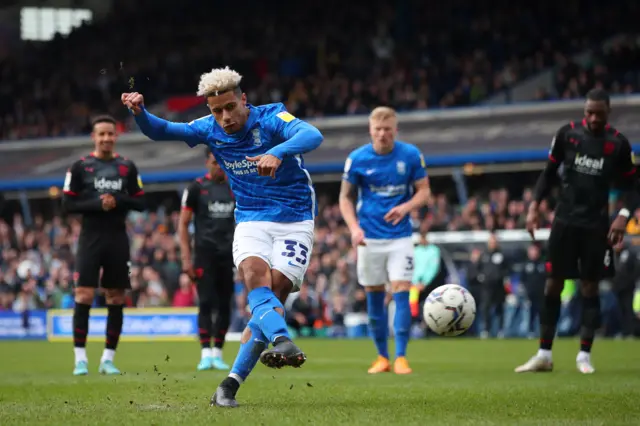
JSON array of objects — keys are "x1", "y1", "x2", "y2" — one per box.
[
  {"x1": 121, "y1": 66, "x2": 324, "y2": 408},
  {"x1": 339, "y1": 106, "x2": 431, "y2": 375}
]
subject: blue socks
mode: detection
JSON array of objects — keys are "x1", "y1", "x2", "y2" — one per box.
[
  {"x1": 366, "y1": 291, "x2": 389, "y2": 359},
  {"x1": 366, "y1": 291, "x2": 412, "y2": 359},
  {"x1": 226, "y1": 287, "x2": 289, "y2": 385},
  {"x1": 229, "y1": 318, "x2": 268, "y2": 383},
  {"x1": 393, "y1": 291, "x2": 411, "y2": 357},
  {"x1": 247, "y1": 287, "x2": 290, "y2": 343}
]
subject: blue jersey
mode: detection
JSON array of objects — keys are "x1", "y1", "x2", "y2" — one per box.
[
  {"x1": 343, "y1": 141, "x2": 427, "y2": 239},
  {"x1": 137, "y1": 103, "x2": 319, "y2": 223}
]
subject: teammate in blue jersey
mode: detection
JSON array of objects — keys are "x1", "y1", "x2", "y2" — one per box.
[
  {"x1": 339, "y1": 106, "x2": 431, "y2": 375},
  {"x1": 121, "y1": 66, "x2": 323, "y2": 408}
]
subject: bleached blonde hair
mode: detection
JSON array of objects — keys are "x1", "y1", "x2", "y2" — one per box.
[
  {"x1": 369, "y1": 106, "x2": 397, "y2": 122},
  {"x1": 197, "y1": 66, "x2": 243, "y2": 97}
]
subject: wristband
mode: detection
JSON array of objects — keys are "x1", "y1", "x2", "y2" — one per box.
[{"x1": 619, "y1": 208, "x2": 630, "y2": 218}]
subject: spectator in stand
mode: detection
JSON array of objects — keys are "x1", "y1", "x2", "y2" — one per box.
[
  {"x1": 173, "y1": 273, "x2": 197, "y2": 308},
  {"x1": 554, "y1": 35, "x2": 640, "y2": 100},
  {"x1": 476, "y1": 233, "x2": 510, "y2": 339},
  {"x1": 0, "y1": 182, "x2": 630, "y2": 337},
  {"x1": 2, "y1": 1, "x2": 639, "y2": 140},
  {"x1": 286, "y1": 283, "x2": 320, "y2": 336}
]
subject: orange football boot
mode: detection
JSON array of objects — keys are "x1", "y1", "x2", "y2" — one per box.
[
  {"x1": 367, "y1": 356, "x2": 391, "y2": 374},
  {"x1": 394, "y1": 357, "x2": 412, "y2": 374}
]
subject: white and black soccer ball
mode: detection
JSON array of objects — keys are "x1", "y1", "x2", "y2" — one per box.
[{"x1": 423, "y1": 284, "x2": 476, "y2": 336}]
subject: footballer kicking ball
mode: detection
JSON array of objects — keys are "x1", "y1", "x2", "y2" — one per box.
[{"x1": 423, "y1": 284, "x2": 476, "y2": 336}]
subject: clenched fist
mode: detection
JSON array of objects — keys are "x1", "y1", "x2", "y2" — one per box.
[
  {"x1": 121, "y1": 92, "x2": 145, "y2": 115},
  {"x1": 100, "y1": 194, "x2": 116, "y2": 211}
]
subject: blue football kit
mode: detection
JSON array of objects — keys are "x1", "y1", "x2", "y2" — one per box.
[
  {"x1": 343, "y1": 141, "x2": 427, "y2": 239},
  {"x1": 342, "y1": 140, "x2": 428, "y2": 366},
  {"x1": 134, "y1": 102, "x2": 322, "y2": 389}
]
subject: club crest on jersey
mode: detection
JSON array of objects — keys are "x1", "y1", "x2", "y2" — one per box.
[
  {"x1": 603, "y1": 141, "x2": 615, "y2": 155},
  {"x1": 396, "y1": 161, "x2": 406, "y2": 175},
  {"x1": 118, "y1": 165, "x2": 129, "y2": 177},
  {"x1": 251, "y1": 128, "x2": 262, "y2": 147}
]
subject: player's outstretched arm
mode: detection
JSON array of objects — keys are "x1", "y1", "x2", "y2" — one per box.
[
  {"x1": 122, "y1": 92, "x2": 205, "y2": 147},
  {"x1": 267, "y1": 121, "x2": 323, "y2": 160},
  {"x1": 248, "y1": 109, "x2": 324, "y2": 178}
]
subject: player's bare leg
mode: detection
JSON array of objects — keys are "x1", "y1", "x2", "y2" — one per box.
[
  {"x1": 515, "y1": 278, "x2": 563, "y2": 373},
  {"x1": 212, "y1": 261, "x2": 301, "y2": 408},
  {"x1": 576, "y1": 280, "x2": 599, "y2": 374},
  {"x1": 390, "y1": 280, "x2": 412, "y2": 374},
  {"x1": 72, "y1": 287, "x2": 95, "y2": 375},
  {"x1": 99, "y1": 288, "x2": 125, "y2": 375},
  {"x1": 365, "y1": 284, "x2": 391, "y2": 374}
]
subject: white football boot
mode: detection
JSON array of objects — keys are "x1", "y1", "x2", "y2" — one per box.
[
  {"x1": 576, "y1": 352, "x2": 595, "y2": 374},
  {"x1": 514, "y1": 351, "x2": 554, "y2": 373}
]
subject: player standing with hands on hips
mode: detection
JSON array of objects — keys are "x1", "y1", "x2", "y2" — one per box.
[
  {"x1": 62, "y1": 115, "x2": 146, "y2": 376},
  {"x1": 516, "y1": 89, "x2": 639, "y2": 374},
  {"x1": 179, "y1": 147, "x2": 236, "y2": 371},
  {"x1": 121, "y1": 66, "x2": 323, "y2": 408},
  {"x1": 339, "y1": 106, "x2": 432, "y2": 375}
]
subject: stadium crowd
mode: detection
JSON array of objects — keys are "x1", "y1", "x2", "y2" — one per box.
[
  {"x1": 1, "y1": 187, "x2": 638, "y2": 338},
  {"x1": 544, "y1": 35, "x2": 640, "y2": 101},
  {"x1": 1, "y1": 0, "x2": 639, "y2": 140},
  {"x1": 1, "y1": 0, "x2": 639, "y2": 339}
]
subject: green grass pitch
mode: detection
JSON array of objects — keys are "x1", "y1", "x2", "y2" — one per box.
[{"x1": 0, "y1": 338, "x2": 639, "y2": 425}]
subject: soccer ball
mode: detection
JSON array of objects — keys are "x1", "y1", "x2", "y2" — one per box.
[{"x1": 423, "y1": 284, "x2": 476, "y2": 336}]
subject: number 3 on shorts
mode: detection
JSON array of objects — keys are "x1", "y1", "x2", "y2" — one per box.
[
  {"x1": 281, "y1": 240, "x2": 309, "y2": 266},
  {"x1": 405, "y1": 256, "x2": 414, "y2": 271}
]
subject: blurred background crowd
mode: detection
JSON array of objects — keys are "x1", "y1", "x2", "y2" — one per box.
[
  {"x1": 2, "y1": 186, "x2": 639, "y2": 339},
  {"x1": 1, "y1": 0, "x2": 640, "y2": 140},
  {"x1": 1, "y1": 0, "x2": 639, "y2": 340}
]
